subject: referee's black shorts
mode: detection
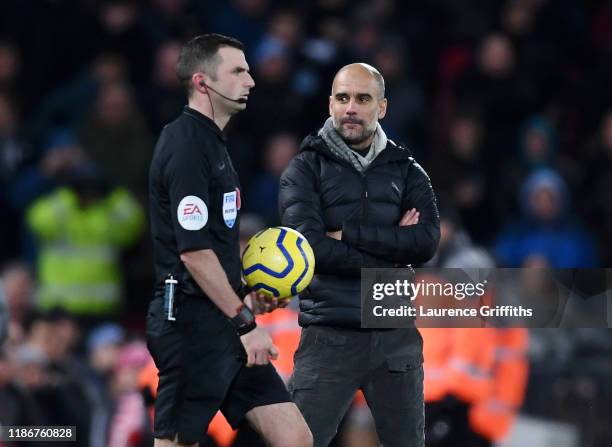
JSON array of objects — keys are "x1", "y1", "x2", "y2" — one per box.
[{"x1": 146, "y1": 295, "x2": 291, "y2": 445}]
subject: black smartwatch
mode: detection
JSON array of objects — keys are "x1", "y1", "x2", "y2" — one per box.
[{"x1": 230, "y1": 304, "x2": 257, "y2": 336}]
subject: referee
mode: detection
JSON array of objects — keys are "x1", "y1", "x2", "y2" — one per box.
[{"x1": 147, "y1": 34, "x2": 312, "y2": 447}]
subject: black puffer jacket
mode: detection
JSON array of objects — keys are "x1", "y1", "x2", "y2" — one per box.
[{"x1": 279, "y1": 133, "x2": 440, "y2": 328}]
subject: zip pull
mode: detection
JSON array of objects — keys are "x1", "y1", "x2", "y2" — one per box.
[{"x1": 361, "y1": 177, "x2": 368, "y2": 220}]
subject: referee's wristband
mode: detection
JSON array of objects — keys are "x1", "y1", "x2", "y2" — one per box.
[{"x1": 231, "y1": 304, "x2": 257, "y2": 336}]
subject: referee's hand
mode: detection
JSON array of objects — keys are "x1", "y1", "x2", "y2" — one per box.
[
  {"x1": 246, "y1": 292, "x2": 290, "y2": 314},
  {"x1": 240, "y1": 327, "x2": 279, "y2": 367}
]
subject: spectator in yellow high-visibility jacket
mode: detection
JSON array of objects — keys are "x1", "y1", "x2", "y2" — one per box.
[{"x1": 27, "y1": 164, "x2": 144, "y2": 316}]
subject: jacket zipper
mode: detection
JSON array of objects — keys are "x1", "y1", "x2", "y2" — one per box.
[{"x1": 361, "y1": 174, "x2": 368, "y2": 220}]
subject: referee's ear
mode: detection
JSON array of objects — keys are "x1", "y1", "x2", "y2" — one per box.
[{"x1": 192, "y1": 73, "x2": 208, "y2": 96}]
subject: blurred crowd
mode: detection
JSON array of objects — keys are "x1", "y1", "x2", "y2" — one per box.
[{"x1": 0, "y1": 0, "x2": 611, "y2": 446}]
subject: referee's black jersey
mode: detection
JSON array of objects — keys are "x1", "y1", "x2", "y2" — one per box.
[{"x1": 149, "y1": 106, "x2": 242, "y2": 298}]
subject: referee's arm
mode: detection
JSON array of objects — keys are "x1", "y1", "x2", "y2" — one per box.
[
  {"x1": 180, "y1": 249, "x2": 244, "y2": 317},
  {"x1": 181, "y1": 250, "x2": 279, "y2": 366},
  {"x1": 166, "y1": 142, "x2": 244, "y2": 316},
  {"x1": 165, "y1": 141, "x2": 277, "y2": 365}
]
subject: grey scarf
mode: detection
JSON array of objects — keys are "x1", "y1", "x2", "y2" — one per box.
[{"x1": 318, "y1": 117, "x2": 388, "y2": 173}]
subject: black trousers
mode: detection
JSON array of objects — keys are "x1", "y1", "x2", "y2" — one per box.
[{"x1": 288, "y1": 325, "x2": 425, "y2": 447}]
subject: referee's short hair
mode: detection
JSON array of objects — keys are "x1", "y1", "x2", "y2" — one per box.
[{"x1": 176, "y1": 33, "x2": 245, "y2": 97}]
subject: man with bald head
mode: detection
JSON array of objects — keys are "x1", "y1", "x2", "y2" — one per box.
[{"x1": 279, "y1": 64, "x2": 440, "y2": 446}]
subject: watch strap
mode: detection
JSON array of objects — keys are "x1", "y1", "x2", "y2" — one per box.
[{"x1": 231, "y1": 304, "x2": 257, "y2": 336}]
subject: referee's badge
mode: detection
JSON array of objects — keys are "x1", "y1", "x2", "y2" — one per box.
[
  {"x1": 223, "y1": 190, "x2": 238, "y2": 228},
  {"x1": 177, "y1": 195, "x2": 208, "y2": 230}
]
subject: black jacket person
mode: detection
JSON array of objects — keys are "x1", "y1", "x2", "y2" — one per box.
[
  {"x1": 280, "y1": 134, "x2": 439, "y2": 327},
  {"x1": 279, "y1": 63, "x2": 439, "y2": 447}
]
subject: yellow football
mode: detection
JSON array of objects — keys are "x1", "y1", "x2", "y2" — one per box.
[{"x1": 242, "y1": 227, "x2": 315, "y2": 299}]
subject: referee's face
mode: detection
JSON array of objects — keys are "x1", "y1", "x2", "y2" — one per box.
[{"x1": 211, "y1": 47, "x2": 255, "y2": 114}]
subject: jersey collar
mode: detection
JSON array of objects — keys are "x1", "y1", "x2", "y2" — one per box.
[{"x1": 183, "y1": 106, "x2": 226, "y2": 142}]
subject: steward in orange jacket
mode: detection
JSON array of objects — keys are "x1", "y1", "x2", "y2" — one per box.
[{"x1": 422, "y1": 327, "x2": 528, "y2": 446}]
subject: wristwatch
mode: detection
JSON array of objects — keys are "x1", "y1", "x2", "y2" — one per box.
[{"x1": 231, "y1": 304, "x2": 257, "y2": 336}]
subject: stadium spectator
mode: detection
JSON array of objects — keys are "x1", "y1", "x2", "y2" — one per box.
[
  {"x1": 209, "y1": 0, "x2": 270, "y2": 56},
  {"x1": 0, "y1": 93, "x2": 33, "y2": 261},
  {"x1": 501, "y1": 115, "x2": 579, "y2": 218},
  {"x1": 8, "y1": 130, "x2": 90, "y2": 264},
  {"x1": 107, "y1": 341, "x2": 151, "y2": 447},
  {"x1": 26, "y1": 164, "x2": 144, "y2": 318},
  {"x1": 86, "y1": 323, "x2": 126, "y2": 447},
  {"x1": 494, "y1": 169, "x2": 598, "y2": 268},
  {"x1": 238, "y1": 34, "x2": 299, "y2": 142},
  {"x1": 580, "y1": 110, "x2": 612, "y2": 265},
  {"x1": 371, "y1": 39, "x2": 425, "y2": 150},
  {"x1": 0, "y1": 262, "x2": 35, "y2": 346},
  {"x1": 0, "y1": 344, "x2": 47, "y2": 431},
  {"x1": 0, "y1": 287, "x2": 7, "y2": 348},
  {"x1": 247, "y1": 131, "x2": 299, "y2": 225},
  {"x1": 430, "y1": 109, "x2": 494, "y2": 242},
  {"x1": 137, "y1": 41, "x2": 186, "y2": 135},
  {"x1": 140, "y1": 0, "x2": 207, "y2": 49},
  {"x1": 79, "y1": 81, "x2": 153, "y2": 203},
  {"x1": 91, "y1": 0, "x2": 155, "y2": 83},
  {"x1": 454, "y1": 33, "x2": 538, "y2": 156},
  {"x1": 0, "y1": 41, "x2": 22, "y2": 103},
  {"x1": 16, "y1": 310, "x2": 92, "y2": 446},
  {"x1": 9, "y1": 130, "x2": 87, "y2": 212},
  {"x1": 425, "y1": 202, "x2": 494, "y2": 269},
  {"x1": 27, "y1": 54, "x2": 128, "y2": 148}
]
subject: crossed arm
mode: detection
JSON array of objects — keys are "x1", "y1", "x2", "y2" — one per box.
[
  {"x1": 279, "y1": 156, "x2": 440, "y2": 275},
  {"x1": 327, "y1": 207, "x2": 420, "y2": 238},
  {"x1": 339, "y1": 162, "x2": 441, "y2": 265}
]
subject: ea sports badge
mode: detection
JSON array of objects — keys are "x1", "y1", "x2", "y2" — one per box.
[
  {"x1": 177, "y1": 195, "x2": 208, "y2": 230},
  {"x1": 223, "y1": 190, "x2": 238, "y2": 228}
]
